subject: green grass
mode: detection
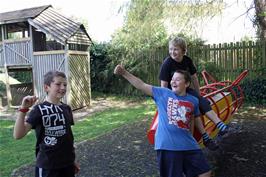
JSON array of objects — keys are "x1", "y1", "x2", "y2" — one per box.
[
  {"x1": 91, "y1": 91, "x2": 148, "y2": 103},
  {"x1": 0, "y1": 99, "x2": 155, "y2": 177},
  {"x1": 73, "y1": 104, "x2": 155, "y2": 142},
  {"x1": 0, "y1": 120, "x2": 36, "y2": 177}
]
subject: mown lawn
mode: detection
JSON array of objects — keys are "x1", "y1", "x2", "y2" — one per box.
[{"x1": 0, "y1": 99, "x2": 155, "y2": 177}]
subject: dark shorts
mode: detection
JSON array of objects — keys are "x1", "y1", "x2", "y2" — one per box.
[
  {"x1": 157, "y1": 149, "x2": 211, "y2": 177},
  {"x1": 186, "y1": 88, "x2": 212, "y2": 114},
  {"x1": 35, "y1": 164, "x2": 75, "y2": 177}
]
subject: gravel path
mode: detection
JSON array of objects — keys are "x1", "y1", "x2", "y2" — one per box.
[
  {"x1": 11, "y1": 118, "x2": 159, "y2": 177},
  {"x1": 11, "y1": 106, "x2": 266, "y2": 177}
]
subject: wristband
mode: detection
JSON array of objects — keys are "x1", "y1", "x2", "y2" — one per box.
[{"x1": 18, "y1": 107, "x2": 29, "y2": 113}]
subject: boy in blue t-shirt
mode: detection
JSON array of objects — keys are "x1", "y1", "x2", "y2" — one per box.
[{"x1": 114, "y1": 65, "x2": 211, "y2": 177}]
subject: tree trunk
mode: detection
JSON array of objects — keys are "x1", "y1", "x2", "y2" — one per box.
[{"x1": 254, "y1": 0, "x2": 266, "y2": 40}]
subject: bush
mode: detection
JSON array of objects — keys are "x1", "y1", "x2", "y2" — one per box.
[
  {"x1": 90, "y1": 42, "x2": 114, "y2": 93},
  {"x1": 240, "y1": 78, "x2": 266, "y2": 105}
]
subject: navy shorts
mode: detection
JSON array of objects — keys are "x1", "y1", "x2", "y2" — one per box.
[
  {"x1": 35, "y1": 164, "x2": 75, "y2": 177},
  {"x1": 157, "y1": 149, "x2": 211, "y2": 177},
  {"x1": 186, "y1": 88, "x2": 212, "y2": 114}
]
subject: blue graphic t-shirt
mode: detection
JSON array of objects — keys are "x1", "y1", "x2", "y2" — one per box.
[{"x1": 152, "y1": 86, "x2": 200, "y2": 151}]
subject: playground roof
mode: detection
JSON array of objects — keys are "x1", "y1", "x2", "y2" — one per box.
[
  {"x1": 0, "y1": 5, "x2": 50, "y2": 24},
  {"x1": 0, "y1": 5, "x2": 92, "y2": 45}
]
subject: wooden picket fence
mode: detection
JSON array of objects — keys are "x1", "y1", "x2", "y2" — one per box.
[
  {"x1": 188, "y1": 40, "x2": 266, "y2": 82},
  {"x1": 142, "y1": 40, "x2": 266, "y2": 86}
]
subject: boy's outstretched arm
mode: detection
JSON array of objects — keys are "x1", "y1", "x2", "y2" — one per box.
[
  {"x1": 114, "y1": 65, "x2": 153, "y2": 96},
  {"x1": 13, "y1": 96, "x2": 37, "y2": 139}
]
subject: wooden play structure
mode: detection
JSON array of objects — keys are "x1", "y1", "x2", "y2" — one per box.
[{"x1": 0, "y1": 5, "x2": 92, "y2": 109}]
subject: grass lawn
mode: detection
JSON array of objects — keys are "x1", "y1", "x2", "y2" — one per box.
[{"x1": 0, "y1": 99, "x2": 155, "y2": 177}]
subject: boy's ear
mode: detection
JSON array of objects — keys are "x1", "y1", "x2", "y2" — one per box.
[
  {"x1": 44, "y1": 84, "x2": 49, "y2": 92},
  {"x1": 185, "y1": 82, "x2": 190, "y2": 88}
]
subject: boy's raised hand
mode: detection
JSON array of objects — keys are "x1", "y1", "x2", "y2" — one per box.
[
  {"x1": 114, "y1": 65, "x2": 126, "y2": 75},
  {"x1": 21, "y1": 95, "x2": 38, "y2": 108}
]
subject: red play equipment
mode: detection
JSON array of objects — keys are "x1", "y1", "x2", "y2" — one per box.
[{"x1": 147, "y1": 70, "x2": 248, "y2": 146}]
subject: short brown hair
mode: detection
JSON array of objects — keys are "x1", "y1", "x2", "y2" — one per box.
[
  {"x1": 169, "y1": 37, "x2": 187, "y2": 53},
  {"x1": 174, "y1": 70, "x2": 191, "y2": 84},
  {"x1": 44, "y1": 70, "x2": 66, "y2": 86}
]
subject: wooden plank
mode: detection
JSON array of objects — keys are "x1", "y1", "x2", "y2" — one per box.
[
  {"x1": 33, "y1": 50, "x2": 65, "y2": 55},
  {"x1": 248, "y1": 41, "x2": 253, "y2": 78},
  {"x1": 213, "y1": 44, "x2": 217, "y2": 69},
  {"x1": 3, "y1": 37, "x2": 30, "y2": 44},
  {"x1": 68, "y1": 50, "x2": 88, "y2": 55},
  {"x1": 242, "y1": 42, "x2": 246, "y2": 71},
  {"x1": 218, "y1": 43, "x2": 222, "y2": 79},
  {"x1": 229, "y1": 42, "x2": 234, "y2": 80}
]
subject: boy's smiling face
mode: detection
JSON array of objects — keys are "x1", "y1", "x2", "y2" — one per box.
[
  {"x1": 170, "y1": 72, "x2": 189, "y2": 95},
  {"x1": 169, "y1": 43, "x2": 185, "y2": 62},
  {"x1": 44, "y1": 76, "x2": 67, "y2": 101}
]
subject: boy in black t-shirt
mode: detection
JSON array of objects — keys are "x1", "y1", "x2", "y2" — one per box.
[
  {"x1": 14, "y1": 70, "x2": 80, "y2": 177},
  {"x1": 159, "y1": 37, "x2": 230, "y2": 150}
]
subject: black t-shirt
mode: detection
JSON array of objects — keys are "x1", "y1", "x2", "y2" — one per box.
[
  {"x1": 26, "y1": 101, "x2": 75, "y2": 169},
  {"x1": 159, "y1": 55, "x2": 197, "y2": 89}
]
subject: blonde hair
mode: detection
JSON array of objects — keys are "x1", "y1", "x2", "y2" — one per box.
[{"x1": 169, "y1": 37, "x2": 187, "y2": 53}]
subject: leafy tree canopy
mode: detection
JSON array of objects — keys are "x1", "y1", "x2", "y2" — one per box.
[{"x1": 111, "y1": 0, "x2": 224, "y2": 52}]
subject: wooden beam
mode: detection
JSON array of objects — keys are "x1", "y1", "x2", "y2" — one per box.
[
  {"x1": 68, "y1": 50, "x2": 88, "y2": 55},
  {"x1": 2, "y1": 25, "x2": 12, "y2": 107},
  {"x1": 29, "y1": 24, "x2": 37, "y2": 97},
  {"x1": 3, "y1": 37, "x2": 30, "y2": 44},
  {"x1": 33, "y1": 50, "x2": 65, "y2": 55},
  {"x1": 64, "y1": 42, "x2": 70, "y2": 105}
]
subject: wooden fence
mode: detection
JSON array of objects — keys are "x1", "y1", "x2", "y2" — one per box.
[
  {"x1": 188, "y1": 40, "x2": 266, "y2": 82},
  {"x1": 141, "y1": 41, "x2": 266, "y2": 86}
]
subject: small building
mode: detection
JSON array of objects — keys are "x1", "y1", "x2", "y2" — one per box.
[{"x1": 0, "y1": 5, "x2": 92, "y2": 109}]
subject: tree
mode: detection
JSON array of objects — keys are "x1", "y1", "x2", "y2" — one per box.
[
  {"x1": 164, "y1": 0, "x2": 224, "y2": 37},
  {"x1": 110, "y1": 0, "x2": 224, "y2": 65},
  {"x1": 109, "y1": 0, "x2": 168, "y2": 76},
  {"x1": 254, "y1": 0, "x2": 266, "y2": 40},
  {"x1": 233, "y1": 0, "x2": 266, "y2": 40},
  {"x1": 103, "y1": 0, "x2": 224, "y2": 95},
  {"x1": 111, "y1": 0, "x2": 168, "y2": 52}
]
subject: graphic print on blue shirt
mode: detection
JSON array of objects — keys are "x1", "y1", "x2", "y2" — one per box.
[
  {"x1": 167, "y1": 97, "x2": 193, "y2": 130},
  {"x1": 38, "y1": 104, "x2": 66, "y2": 146},
  {"x1": 152, "y1": 86, "x2": 200, "y2": 151}
]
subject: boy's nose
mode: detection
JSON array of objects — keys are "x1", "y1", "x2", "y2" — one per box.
[{"x1": 60, "y1": 85, "x2": 66, "y2": 89}]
